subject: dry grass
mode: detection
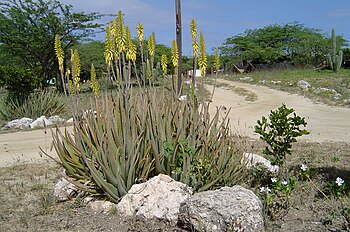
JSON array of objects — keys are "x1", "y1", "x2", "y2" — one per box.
[
  {"x1": 0, "y1": 162, "x2": 180, "y2": 231},
  {"x1": 0, "y1": 140, "x2": 349, "y2": 231}
]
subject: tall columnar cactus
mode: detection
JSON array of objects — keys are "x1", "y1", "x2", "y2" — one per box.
[{"x1": 327, "y1": 28, "x2": 343, "y2": 72}]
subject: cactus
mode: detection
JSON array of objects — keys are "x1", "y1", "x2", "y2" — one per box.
[{"x1": 327, "y1": 28, "x2": 343, "y2": 72}]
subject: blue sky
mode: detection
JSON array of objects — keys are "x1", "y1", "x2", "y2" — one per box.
[{"x1": 61, "y1": 0, "x2": 350, "y2": 55}]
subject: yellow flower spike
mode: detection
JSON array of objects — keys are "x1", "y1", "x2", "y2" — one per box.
[
  {"x1": 109, "y1": 20, "x2": 117, "y2": 40},
  {"x1": 125, "y1": 26, "x2": 137, "y2": 63},
  {"x1": 190, "y1": 19, "x2": 197, "y2": 40},
  {"x1": 147, "y1": 33, "x2": 155, "y2": 58},
  {"x1": 171, "y1": 40, "x2": 178, "y2": 68},
  {"x1": 90, "y1": 63, "x2": 100, "y2": 96},
  {"x1": 214, "y1": 47, "x2": 220, "y2": 73},
  {"x1": 71, "y1": 49, "x2": 81, "y2": 92},
  {"x1": 116, "y1": 11, "x2": 126, "y2": 54},
  {"x1": 190, "y1": 19, "x2": 198, "y2": 57},
  {"x1": 104, "y1": 26, "x2": 113, "y2": 67},
  {"x1": 198, "y1": 31, "x2": 207, "y2": 77},
  {"x1": 146, "y1": 59, "x2": 152, "y2": 81},
  {"x1": 136, "y1": 23, "x2": 144, "y2": 44},
  {"x1": 161, "y1": 54, "x2": 168, "y2": 74},
  {"x1": 68, "y1": 79, "x2": 74, "y2": 95},
  {"x1": 54, "y1": 34, "x2": 64, "y2": 73}
]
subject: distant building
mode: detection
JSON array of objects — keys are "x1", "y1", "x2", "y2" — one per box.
[
  {"x1": 232, "y1": 62, "x2": 255, "y2": 74},
  {"x1": 187, "y1": 69, "x2": 201, "y2": 78}
]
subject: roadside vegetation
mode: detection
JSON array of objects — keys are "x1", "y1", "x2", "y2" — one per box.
[{"x1": 0, "y1": 0, "x2": 349, "y2": 231}]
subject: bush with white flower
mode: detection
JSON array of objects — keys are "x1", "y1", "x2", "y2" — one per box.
[
  {"x1": 258, "y1": 176, "x2": 297, "y2": 220},
  {"x1": 324, "y1": 176, "x2": 346, "y2": 198},
  {"x1": 299, "y1": 163, "x2": 311, "y2": 180}
]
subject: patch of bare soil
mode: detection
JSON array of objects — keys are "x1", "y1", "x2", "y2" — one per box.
[{"x1": 0, "y1": 163, "x2": 181, "y2": 232}]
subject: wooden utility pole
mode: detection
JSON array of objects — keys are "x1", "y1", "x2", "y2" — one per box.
[{"x1": 175, "y1": 0, "x2": 182, "y2": 96}]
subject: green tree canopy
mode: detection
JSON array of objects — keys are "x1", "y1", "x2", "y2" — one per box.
[
  {"x1": 73, "y1": 41, "x2": 105, "y2": 81},
  {"x1": 220, "y1": 22, "x2": 348, "y2": 67},
  {"x1": 0, "y1": 0, "x2": 103, "y2": 84}
]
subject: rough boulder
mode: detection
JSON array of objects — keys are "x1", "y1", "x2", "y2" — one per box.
[
  {"x1": 117, "y1": 174, "x2": 192, "y2": 226},
  {"x1": 179, "y1": 186, "x2": 264, "y2": 232}
]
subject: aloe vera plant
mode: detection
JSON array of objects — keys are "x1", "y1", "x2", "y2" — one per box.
[{"x1": 48, "y1": 11, "x2": 248, "y2": 203}]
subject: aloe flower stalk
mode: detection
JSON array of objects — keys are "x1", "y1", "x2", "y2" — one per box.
[
  {"x1": 90, "y1": 63, "x2": 100, "y2": 96},
  {"x1": 54, "y1": 34, "x2": 67, "y2": 95},
  {"x1": 116, "y1": 11, "x2": 126, "y2": 54},
  {"x1": 198, "y1": 31, "x2": 207, "y2": 77},
  {"x1": 136, "y1": 23, "x2": 144, "y2": 44},
  {"x1": 147, "y1": 32, "x2": 155, "y2": 58},
  {"x1": 125, "y1": 26, "x2": 136, "y2": 63},
  {"x1": 71, "y1": 49, "x2": 81, "y2": 93},
  {"x1": 104, "y1": 26, "x2": 113, "y2": 69},
  {"x1": 161, "y1": 54, "x2": 168, "y2": 75},
  {"x1": 171, "y1": 40, "x2": 179, "y2": 69}
]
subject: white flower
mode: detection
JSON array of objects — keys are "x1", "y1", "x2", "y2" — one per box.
[
  {"x1": 265, "y1": 187, "x2": 272, "y2": 193},
  {"x1": 259, "y1": 187, "x2": 265, "y2": 193},
  {"x1": 300, "y1": 163, "x2": 308, "y2": 172},
  {"x1": 335, "y1": 177, "x2": 344, "y2": 186},
  {"x1": 282, "y1": 180, "x2": 288, "y2": 185},
  {"x1": 271, "y1": 177, "x2": 277, "y2": 183}
]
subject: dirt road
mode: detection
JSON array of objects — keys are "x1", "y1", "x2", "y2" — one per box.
[
  {"x1": 1, "y1": 79, "x2": 350, "y2": 167},
  {"x1": 207, "y1": 79, "x2": 350, "y2": 142},
  {"x1": 0, "y1": 127, "x2": 72, "y2": 167}
]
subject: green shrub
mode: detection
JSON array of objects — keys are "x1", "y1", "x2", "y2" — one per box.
[
  {"x1": 0, "y1": 66, "x2": 42, "y2": 102},
  {"x1": 0, "y1": 90, "x2": 66, "y2": 120},
  {"x1": 254, "y1": 104, "x2": 309, "y2": 167}
]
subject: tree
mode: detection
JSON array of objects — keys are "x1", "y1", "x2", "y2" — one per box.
[
  {"x1": 220, "y1": 22, "x2": 347, "y2": 67},
  {"x1": 0, "y1": 0, "x2": 103, "y2": 86},
  {"x1": 73, "y1": 41, "x2": 105, "y2": 81}
]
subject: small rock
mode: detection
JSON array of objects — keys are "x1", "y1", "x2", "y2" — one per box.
[
  {"x1": 298, "y1": 80, "x2": 311, "y2": 91},
  {"x1": 89, "y1": 200, "x2": 116, "y2": 214},
  {"x1": 83, "y1": 196, "x2": 94, "y2": 204},
  {"x1": 334, "y1": 93, "x2": 342, "y2": 100},
  {"x1": 117, "y1": 174, "x2": 192, "y2": 226},
  {"x1": 66, "y1": 118, "x2": 74, "y2": 123},
  {"x1": 30, "y1": 116, "x2": 52, "y2": 129},
  {"x1": 53, "y1": 177, "x2": 79, "y2": 201},
  {"x1": 271, "y1": 80, "x2": 281, "y2": 85},
  {"x1": 48, "y1": 115, "x2": 65, "y2": 124},
  {"x1": 343, "y1": 99, "x2": 350, "y2": 105},
  {"x1": 242, "y1": 153, "x2": 279, "y2": 173},
  {"x1": 240, "y1": 76, "x2": 253, "y2": 82},
  {"x1": 2, "y1": 117, "x2": 33, "y2": 130}
]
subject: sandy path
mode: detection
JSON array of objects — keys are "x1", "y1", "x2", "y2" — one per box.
[
  {"x1": 207, "y1": 79, "x2": 350, "y2": 142},
  {"x1": 1, "y1": 80, "x2": 350, "y2": 167},
  {"x1": 0, "y1": 127, "x2": 72, "y2": 167}
]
